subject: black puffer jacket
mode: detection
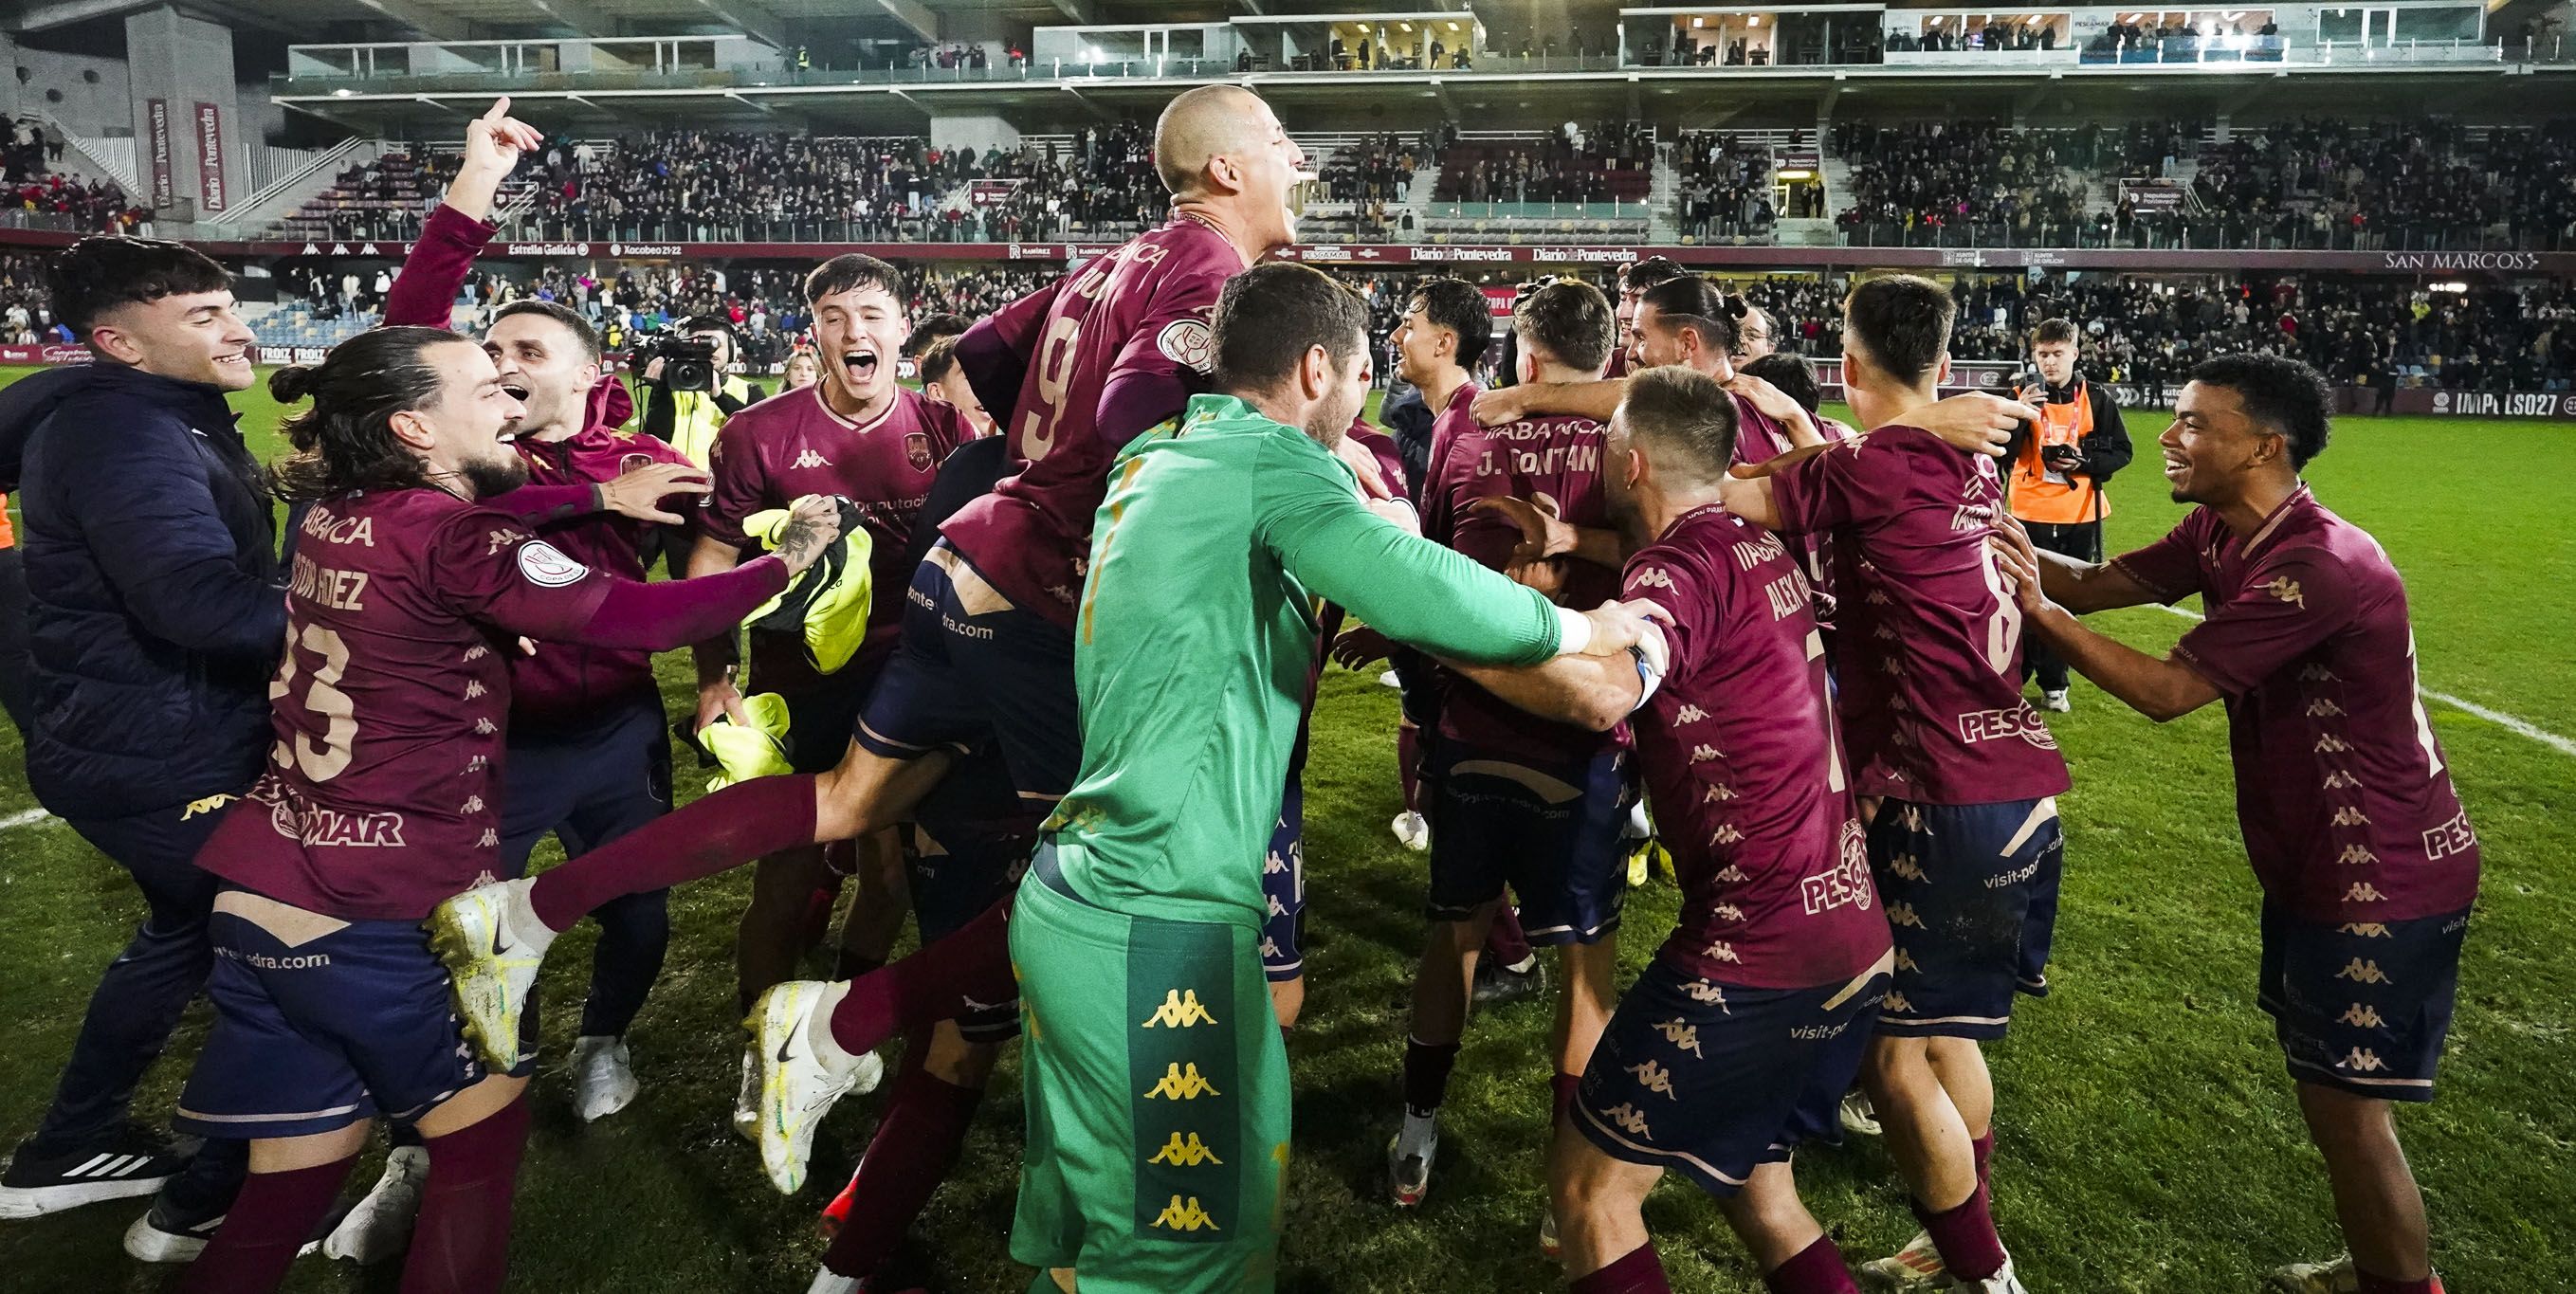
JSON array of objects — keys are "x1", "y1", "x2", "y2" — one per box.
[{"x1": 0, "y1": 363, "x2": 284, "y2": 819}]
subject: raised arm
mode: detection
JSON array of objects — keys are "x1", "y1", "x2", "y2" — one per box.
[
  {"x1": 382, "y1": 100, "x2": 540, "y2": 330},
  {"x1": 1989, "y1": 512, "x2": 2162, "y2": 614}
]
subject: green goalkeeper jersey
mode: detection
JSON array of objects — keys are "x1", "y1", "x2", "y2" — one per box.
[{"x1": 1047, "y1": 392, "x2": 1568, "y2": 930}]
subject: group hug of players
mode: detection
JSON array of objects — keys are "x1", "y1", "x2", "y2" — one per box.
[{"x1": 5, "y1": 82, "x2": 2477, "y2": 1294}]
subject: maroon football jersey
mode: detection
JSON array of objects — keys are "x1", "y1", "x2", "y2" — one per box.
[
  {"x1": 1768, "y1": 426, "x2": 2072, "y2": 806},
  {"x1": 507, "y1": 426, "x2": 695, "y2": 728},
  {"x1": 1416, "y1": 379, "x2": 1482, "y2": 549},
  {"x1": 1620, "y1": 505, "x2": 1891, "y2": 988},
  {"x1": 1434, "y1": 410, "x2": 1624, "y2": 763},
  {"x1": 703, "y1": 383, "x2": 975, "y2": 691},
  {"x1": 940, "y1": 216, "x2": 1244, "y2": 625},
  {"x1": 2112, "y1": 487, "x2": 2477, "y2": 922},
  {"x1": 204, "y1": 490, "x2": 618, "y2": 920}
]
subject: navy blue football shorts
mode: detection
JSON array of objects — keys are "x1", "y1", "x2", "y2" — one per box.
[
  {"x1": 855, "y1": 539, "x2": 1079, "y2": 806},
  {"x1": 175, "y1": 888, "x2": 530, "y2": 1140},
  {"x1": 1867, "y1": 796, "x2": 2065, "y2": 1040},
  {"x1": 1575, "y1": 952, "x2": 1891, "y2": 1196},
  {"x1": 1425, "y1": 738, "x2": 1630, "y2": 946},
  {"x1": 2258, "y1": 902, "x2": 2466, "y2": 1103}
]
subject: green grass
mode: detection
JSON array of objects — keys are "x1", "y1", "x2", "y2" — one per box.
[{"x1": 1, "y1": 366, "x2": 2570, "y2": 1291}]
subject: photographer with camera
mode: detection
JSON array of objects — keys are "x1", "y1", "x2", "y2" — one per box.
[
  {"x1": 2008, "y1": 317, "x2": 2132, "y2": 713},
  {"x1": 637, "y1": 316, "x2": 765, "y2": 471}
]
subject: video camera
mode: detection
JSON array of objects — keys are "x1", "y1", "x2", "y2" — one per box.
[{"x1": 644, "y1": 334, "x2": 720, "y2": 393}]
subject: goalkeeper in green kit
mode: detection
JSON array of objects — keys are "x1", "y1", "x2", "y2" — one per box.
[{"x1": 1008, "y1": 262, "x2": 1668, "y2": 1294}]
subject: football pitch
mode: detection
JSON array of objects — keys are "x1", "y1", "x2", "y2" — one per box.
[{"x1": 0, "y1": 367, "x2": 2569, "y2": 1292}]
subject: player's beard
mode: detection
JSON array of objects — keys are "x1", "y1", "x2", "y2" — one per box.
[{"x1": 458, "y1": 449, "x2": 531, "y2": 500}]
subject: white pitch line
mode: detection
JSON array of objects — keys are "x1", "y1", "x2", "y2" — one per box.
[
  {"x1": 0, "y1": 807, "x2": 50, "y2": 830},
  {"x1": 2138, "y1": 602, "x2": 2576, "y2": 757}
]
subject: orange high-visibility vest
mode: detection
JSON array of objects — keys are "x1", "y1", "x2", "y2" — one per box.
[
  {"x1": 2010, "y1": 381, "x2": 2107, "y2": 523},
  {"x1": 0, "y1": 493, "x2": 14, "y2": 549}
]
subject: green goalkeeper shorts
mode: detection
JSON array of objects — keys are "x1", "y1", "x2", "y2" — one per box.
[{"x1": 1008, "y1": 846, "x2": 1290, "y2": 1294}]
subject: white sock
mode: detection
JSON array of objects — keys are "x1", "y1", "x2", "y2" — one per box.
[
  {"x1": 803, "y1": 981, "x2": 858, "y2": 1070},
  {"x1": 1504, "y1": 954, "x2": 1539, "y2": 975},
  {"x1": 503, "y1": 878, "x2": 560, "y2": 951},
  {"x1": 1396, "y1": 1110, "x2": 1439, "y2": 1157}
]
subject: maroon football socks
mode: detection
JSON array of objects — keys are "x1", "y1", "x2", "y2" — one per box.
[
  {"x1": 531, "y1": 774, "x2": 821, "y2": 930},
  {"x1": 1570, "y1": 1241, "x2": 1670, "y2": 1293},
  {"x1": 1914, "y1": 1181, "x2": 2008, "y2": 1283},
  {"x1": 826, "y1": 900, "x2": 1017, "y2": 1059},
  {"x1": 177, "y1": 1157, "x2": 356, "y2": 1294},
  {"x1": 819, "y1": 1063, "x2": 984, "y2": 1281},
  {"x1": 1764, "y1": 1235, "x2": 1860, "y2": 1294},
  {"x1": 402, "y1": 1093, "x2": 535, "y2": 1294}
]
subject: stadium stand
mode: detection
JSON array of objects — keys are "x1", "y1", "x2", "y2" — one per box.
[{"x1": 1670, "y1": 131, "x2": 1782, "y2": 242}]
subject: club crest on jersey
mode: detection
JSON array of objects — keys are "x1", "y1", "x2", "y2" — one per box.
[
  {"x1": 516, "y1": 540, "x2": 589, "y2": 588},
  {"x1": 620, "y1": 452, "x2": 655, "y2": 476},
  {"x1": 905, "y1": 431, "x2": 934, "y2": 472},
  {"x1": 1157, "y1": 318, "x2": 1215, "y2": 371}
]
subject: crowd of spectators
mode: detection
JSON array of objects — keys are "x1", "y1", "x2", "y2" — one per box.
[
  {"x1": 1737, "y1": 270, "x2": 2576, "y2": 392},
  {"x1": 1834, "y1": 119, "x2": 2093, "y2": 243},
  {"x1": 2084, "y1": 17, "x2": 2280, "y2": 60},
  {"x1": 1, "y1": 118, "x2": 144, "y2": 235},
  {"x1": 0, "y1": 252, "x2": 70, "y2": 343},
  {"x1": 1434, "y1": 120, "x2": 1652, "y2": 207},
  {"x1": 2154, "y1": 118, "x2": 2576, "y2": 250},
  {"x1": 1886, "y1": 20, "x2": 2061, "y2": 52},
  {"x1": 1671, "y1": 132, "x2": 1780, "y2": 240}
]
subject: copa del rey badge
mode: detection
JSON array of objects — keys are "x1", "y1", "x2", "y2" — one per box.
[{"x1": 517, "y1": 540, "x2": 590, "y2": 588}]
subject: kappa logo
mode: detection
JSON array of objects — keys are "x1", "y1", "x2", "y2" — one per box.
[
  {"x1": 1258, "y1": 936, "x2": 1281, "y2": 959},
  {"x1": 1874, "y1": 625, "x2": 1900, "y2": 642},
  {"x1": 2315, "y1": 734, "x2": 2350, "y2": 754},
  {"x1": 1628, "y1": 566, "x2": 1676, "y2": 591},
  {"x1": 2337, "y1": 845, "x2": 2379, "y2": 866},
  {"x1": 1600, "y1": 1103, "x2": 1653, "y2": 1137},
  {"x1": 1690, "y1": 744, "x2": 1722, "y2": 763},
  {"x1": 2335, "y1": 957, "x2": 2391, "y2": 985},
  {"x1": 1880, "y1": 656, "x2": 1905, "y2": 676},
  {"x1": 1653, "y1": 1018, "x2": 1704, "y2": 1057},
  {"x1": 1263, "y1": 849, "x2": 1288, "y2": 876},
  {"x1": 476, "y1": 829, "x2": 499, "y2": 848},
  {"x1": 1674, "y1": 703, "x2": 1708, "y2": 724},
  {"x1": 1883, "y1": 991, "x2": 1916, "y2": 1014},
  {"x1": 475, "y1": 719, "x2": 498, "y2": 735},
  {"x1": 1895, "y1": 805, "x2": 1928, "y2": 832},
  {"x1": 485, "y1": 529, "x2": 527, "y2": 556},
  {"x1": 1702, "y1": 939, "x2": 1742, "y2": 963},
  {"x1": 1711, "y1": 865, "x2": 1748, "y2": 884},
  {"x1": 2265, "y1": 576, "x2": 2306, "y2": 609},
  {"x1": 2308, "y1": 699, "x2": 2347, "y2": 718},
  {"x1": 790, "y1": 448, "x2": 833, "y2": 470},
  {"x1": 1150, "y1": 1195, "x2": 1221, "y2": 1232},
  {"x1": 2301, "y1": 664, "x2": 2340, "y2": 683},
  {"x1": 1144, "y1": 1063, "x2": 1221, "y2": 1100},
  {"x1": 1884, "y1": 852, "x2": 1927, "y2": 883},
  {"x1": 2339, "y1": 922, "x2": 2392, "y2": 939},
  {"x1": 1894, "y1": 948, "x2": 1921, "y2": 974},
  {"x1": 464, "y1": 646, "x2": 488, "y2": 663},
  {"x1": 1865, "y1": 589, "x2": 1892, "y2": 607},
  {"x1": 1886, "y1": 902, "x2": 1925, "y2": 929},
  {"x1": 1266, "y1": 893, "x2": 1288, "y2": 919},
  {"x1": 1709, "y1": 824, "x2": 1744, "y2": 846},
  {"x1": 1681, "y1": 979, "x2": 1730, "y2": 1012},
  {"x1": 180, "y1": 793, "x2": 238, "y2": 821},
  {"x1": 1141, "y1": 989, "x2": 1218, "y2": 1029},
  {"x1": 1710, "y1": 902, "x2": 1745, "y2": 923},
  {"x1": 2323, "y1": 771, "x2": 2361, "y2": 790},
  {"x1": 464, "y1": 680, "x2": 488, "y2": 700},
  {"x1": 2338, "y1": 1003, "x2": 2386, "y2": 1029},
  {"x1": 1148, "y1": 1132, "x2": 1225, "y2": 1167},
  {"x1": 466, "y1": 755, "x2": 488, "y2": 772},
  {"x1": 1702, "y1": 784, "x2": 1736, "y2": 803},
  {"x1": 2341, "y1": 1048, "x2": 2388, "y2": 1073},
  {"x1": 460, "y1": 795, "x2": 485, "y2": 814},
  {"x1": 1625, "y1": 1060, "x2": 1679, "y2": 1098},
  {"x1": 2331, "y1": 807, "x2": 2372, "y2": 828},
  {"x1": 2343, "y1": 883, "x2": 2387, "y2": 903}
]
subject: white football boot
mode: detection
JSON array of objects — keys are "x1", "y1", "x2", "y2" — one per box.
[
  {"x1": 749, "y1": 981, "x2": 885, "y2": 1194},
  {"x1": 425, "y1": 879, "x2": 555, "y2": 1068}
]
